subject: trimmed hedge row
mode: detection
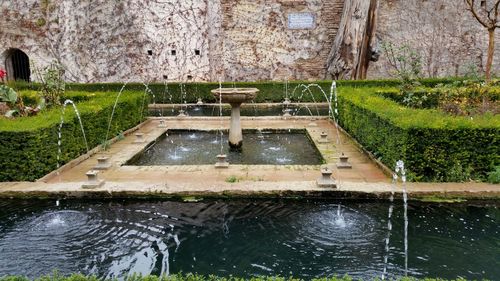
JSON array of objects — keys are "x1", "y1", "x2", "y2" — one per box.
[
  {"x1": 0, "y1": 273, "x2": 474, "y2": 281},
  {"x1": 337, "y1": 88, "x2": 500, "y2": 182},
  {"x1": 9, "y1": 78, "x2": 462, "y2": 104},
  {"x1": 0, "y1": 90, "x2": 146, "y2": 182}
]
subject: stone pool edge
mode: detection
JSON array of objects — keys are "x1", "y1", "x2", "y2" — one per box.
[{"x1": 0, "y1": 181, "x2": 499, "y2": 201}]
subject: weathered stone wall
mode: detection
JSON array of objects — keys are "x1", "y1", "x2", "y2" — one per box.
[
  {"x1": 0, "y1": 0, "x2": 343, "y2": 82},
  {"x1": 1, "y1": 0, "x2": 498, "y2": 82},
  {"x1": 216, "y1": 0, "x2": 344, "y2": 81},
  {"x1": 367, "y1": 0, "x2": 500, "y2": 79}
]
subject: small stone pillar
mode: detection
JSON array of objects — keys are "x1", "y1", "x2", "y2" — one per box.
[
  {"x1": 178, "y1": 109, "x2": 187, "y2": 117},
  {"x1": 316, "y1": 167, "x2": 336, "y2": 188},
  {"x1": 94, "y1": 156, "x2": 112, "y2": 170},
  {"x1": 283, "y1": 98, "x2": 291, "y2": 105},
  {"x1": 336, "y1": 153, "x2": 352, "y2": 169},
  {"x1": 134, "y1": 133, "x2": 145, "y2": 144},
  {"x1": 197, "y1": 98, "x2": 203, "y2": 105},
  {"x1": 82, "y1": 170, "x2": 105, "y2": 189},
  {"x1": 158, "y1": 119, "x2": 167, "y2": 128},
  {"x1": 308, "y1": 117, "x2": 318, "y2": 127},
  {"x1": 318, "y1": 131, "x2": 329, "y2": 143},
  {"x1": 215, "y1": 154, "x2": 229, "y2": 168}
]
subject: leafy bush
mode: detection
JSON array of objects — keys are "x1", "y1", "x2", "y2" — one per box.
[
  {"x1": 0, "y1": 85, "x2": 18, "y2": 104},
  {"x1": 32, "y1": 61, "x2": 66, "y2": 107},
  {"x1": 434, "y1": 81, "x2": 499, "y2": 116},
  {"x1": 487, "y1": 166, "x2": 500, "y2": 184},
  {"x1": 0, "y1": 90, "x2": 145, "y2": 181},
  {"x1": 337, "y1": 87, "x2": 499, "y2": 182}
]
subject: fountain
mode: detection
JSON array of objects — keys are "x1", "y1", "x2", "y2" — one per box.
[{"x1": 211, "y1": 87, "x2": 259, "y2": 150}]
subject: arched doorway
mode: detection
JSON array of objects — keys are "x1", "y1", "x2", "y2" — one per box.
[{"x1": 3, "y1": 48, "x2": 31, "y2": 82}]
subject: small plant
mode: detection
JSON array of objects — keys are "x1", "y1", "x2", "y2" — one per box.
[
  {"x1": 0, "y1": 68, "x2": 6, "y2": 82},
  {"x1": 487, "y1": 166, "x2": 500, "y2": 184},
  {"x1": 0, "y1": 85, "x2": 18, "y2": 105},
  {"x1": 381, "y1": 42, "x2": 423, "y2": 106},
  {"x1": 33, "y1": 60, "x2": 65, "y2": 107},
  {"x1": 225, "y1": 175, "x2": 239, "y2": 183},
  {"x1": 444, "y1": 162, "x2": 471, "y2": 182}
]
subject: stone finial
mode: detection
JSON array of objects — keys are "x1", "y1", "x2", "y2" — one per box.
[
  {"x1": 178, "y1": 109, "x2": 187, "y2": 117},
  {"x1": 336, "y1": 153, "x2": 352, "y2": 169},
  {"x1": 215, "y1": 154, "x2": 229, "y2": 168},
  {"x1": 134, "y1": 133, "x2": 145, "y2": 144},
  {"x1": 308, "y1": 117, "x2": 318, "y2": 127},
  {"x1": 158, "y1": 119, "x2": 167, "y2": 128},
  {"x1": 197, "y1": 98, "x2": 203, "y2": 105},
  {"x1": 318, "y1": 131, "x2": 329, "y2": 143},
  {"x1": 82, "y1": 170, "x2": 105, "y2": 189},
  {"x1": 94, "y1": 156, "x2": 111, "y2": 170},
  {"x1": 316, "y1": 167, "x2": 336, "y2": 188}
]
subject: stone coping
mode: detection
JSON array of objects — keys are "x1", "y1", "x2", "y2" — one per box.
[{"x1": 0, "y1": 181, "x2": 498, "y2": 200}]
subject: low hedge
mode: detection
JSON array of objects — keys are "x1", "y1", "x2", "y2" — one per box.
[
  {"x1": 337, "y1": 88, "x2": 500, "y2": 182},
  {"x1": 7, "y1": 78, "x2": 462, "y2": 104},
  {"x1": 0, "y1": 90, "x2": 146, "y2": 182},
  {"x1": 0, "y1": 273, "x2": 476, "y2": 281}
]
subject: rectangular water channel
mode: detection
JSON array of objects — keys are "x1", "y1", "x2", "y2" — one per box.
[
  {"x1": 0, "y1": 199, "x2": 498, "y2": 280},
  {"x1": 126, "y1": 129, "x2": 324, "y2": 166}
]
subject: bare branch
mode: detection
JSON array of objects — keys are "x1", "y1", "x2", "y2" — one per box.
[{"x1": 465, "y1": 0, "x2": 490, "y2": 27}]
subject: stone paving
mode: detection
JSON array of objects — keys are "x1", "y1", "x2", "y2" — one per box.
[{"x1": 0, "y1": 117, "x2": 498, "y2": 199}]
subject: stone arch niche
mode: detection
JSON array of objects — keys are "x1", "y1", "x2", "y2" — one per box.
[{"x1": 1, "y1": 48, "x2": 31, "y2": 82}]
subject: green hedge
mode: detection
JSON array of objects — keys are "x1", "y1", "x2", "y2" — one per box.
[
  {"x1": 7, "y1": 78, "x2": 462, "y2": 104},
  {"x1": 0, "y1": 90, "x2": 146, "y2": 182},
  {"x1": 0, "y1": 273, "x2": 476, "y2": 281},
  {"x1": 337, "y1": 88, "x2": 500, "y2": 182}
]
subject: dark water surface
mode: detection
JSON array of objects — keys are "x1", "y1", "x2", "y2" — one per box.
[
  {"x1": 0, "y1": 199, "x2": 498, "y2": 280},
  {"x1": 127, "y1": 130, "x2": 323, "y2": 165}
]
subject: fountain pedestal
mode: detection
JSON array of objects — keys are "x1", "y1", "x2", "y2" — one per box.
[{"x1": 211, "y1": 88, "x2": 259, "y2": 150}]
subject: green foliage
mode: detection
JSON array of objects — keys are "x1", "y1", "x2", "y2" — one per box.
[
  {"x1": 0, "y1": 90, "x2": 145, "y2": 181},
  {"x1": 337, "y1": 87, "x2": 500, "y2": 182},
  {"x1": 33, "y1": 61, "x2": 66, "y2": 107},
  {"x1": 0, "y1": 85, "x2": 18, "y2": 104},
  {"x1": 378, "y1": 82, "x2": 500, "y2": 116},
  {"x1": 0, "y1": 273, "x2": 478, "y2": 281},
  {"x1": 487, "y1": 166, "x2": 500, "y2": 184},
  {"x1": 225, "y1": 175, "x2": 239, "y2": 183},
  {"x1": 381, "y1": 42, "x2": 422, "y2": 81},
  {"x1": 434, "y1": 81, "x2": 499, "y2": 116},
  {"x1": 35, "y1": 18, "x2": 46, "y2": 26},
  {"x1": 10, "y1": 78, "x2": 463, "y2": 105}
]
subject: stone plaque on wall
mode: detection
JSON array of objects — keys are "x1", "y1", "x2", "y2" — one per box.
[{"x1": 287, "y1": 13, "x2": 315, "y2": 29}]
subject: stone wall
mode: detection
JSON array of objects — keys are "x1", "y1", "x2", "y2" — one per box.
[
  {"x1": 1, "y1": 0, "x2": 499, "y2": 82},
  {"x1": 367, "y1": 0, "x2": 500, "y2": 79},
  {"x1": 0, "y1": 0, "x2": 344, "y2": 82}
]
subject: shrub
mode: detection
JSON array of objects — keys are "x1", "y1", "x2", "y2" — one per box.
[
  {"x1": 337, "y1": 87, "x2": 499, "y2": 182},
  {"x1": 32, "y1": 61, "x2": 66, "y2": 107},
  {"x1": 487, "y1": 166, "x2": 500, "y2": 184},
  {"x1": 0, "y1": 90, "x2": 145, "y2": 181}
]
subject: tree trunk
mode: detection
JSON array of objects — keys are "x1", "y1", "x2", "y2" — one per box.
[
  {"x1": 486, "y1": 28, "x2": 495, "y2": 82},
  {"x1": 325, "y1": 0, "x2": 378, "y2": 80}
]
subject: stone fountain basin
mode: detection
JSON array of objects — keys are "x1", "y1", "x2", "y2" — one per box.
[{"x1": 211, "y1": 88, "x2": 259, "y2": 104}]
